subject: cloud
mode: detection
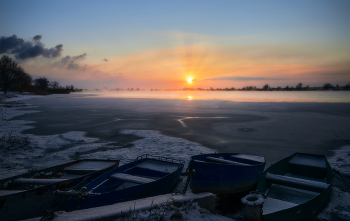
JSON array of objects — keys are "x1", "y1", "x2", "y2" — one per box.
[
  {"x1": 59, "y1": 53, "x2": 87, "y2": 70},
  {"x1": 0, "y1": 35, "x2": 63, "y2": 60},
  {"x1": 0, "y1": 35, "x2": 24, "y2": 54},
  {"x1": 33, "y1": 35, "x2": 42, "y2": 41},
  {"x1": 206, "y1": 77, "x2": 287, "y2": 81}
]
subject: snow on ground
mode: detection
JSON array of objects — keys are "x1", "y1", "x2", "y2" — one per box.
[
  {"x1": 316, "y1": 187, "x2": 350, "y2": 221},
  {"x1": 1, "y1": 93, "x2": 350, "y2": 221},
  {"x1": 26, "y1": 192, "x2": 234, "y2": 221},
  {"x1": 327, "y1": 145, "x2": 350, "y2": 179}
]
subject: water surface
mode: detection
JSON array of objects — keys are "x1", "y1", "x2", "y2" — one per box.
[{"x1": 76, "y1": 91, "x2": 350, "y2": 103}]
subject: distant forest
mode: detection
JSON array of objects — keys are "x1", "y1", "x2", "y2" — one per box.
[
  {"x1": 0, "y1": 55, "x2": 81, "y2": 94},
  {"x1": 178, "y1": 82, "x2": 350, "y2": 91},
  {"x1": 101, "y1": 82, "x2": 350, "y2": 92}
]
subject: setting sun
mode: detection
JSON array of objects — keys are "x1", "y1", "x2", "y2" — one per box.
[{"x1": 187, "y1": 77, "x2": 193, "y2": 83}]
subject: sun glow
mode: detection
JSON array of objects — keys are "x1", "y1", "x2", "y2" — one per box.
[{"x1": 187, "y1": 77, "x2": 193, "y2": 83}]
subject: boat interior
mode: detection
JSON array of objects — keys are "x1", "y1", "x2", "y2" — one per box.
[
  {"x1": 0, "y1": 161, "x2": 116, "y2": 194},
  {"x1": 90, "y1": 159, "x2": 180, "y2": 193},
  {"x1": 194, "y1": 153, "x2": 265, "y2": 166},
  {"x1": 262, "y1": 154, "x2": 330, "y2": 215}
]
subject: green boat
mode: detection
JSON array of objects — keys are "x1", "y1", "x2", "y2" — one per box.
[{"x1": 257, "y1": 153, "x2": 333, "y2": 221}]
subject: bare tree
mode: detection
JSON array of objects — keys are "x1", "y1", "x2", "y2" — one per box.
[
  {"x1": 262, "y1": 84, "x2": 270, "y2": 91},
  {"x1": 323, "y1": 83, "x2": 334, "y2": 90},
  {"x1": 34, "y1": 77, "x2": 49, "y2": 91},
  {"x1": 49, "y1": 81, "x2": 60, "y2": 89},
  {"x1": 15, "y1": 67, "x2": 32, "y2": 93},
  {"x1": 296, "y1": 83, "x2": 303, "y2": 90},
  {"x1": 0, "y1": 55, "x2": 19, "y2": 94}
]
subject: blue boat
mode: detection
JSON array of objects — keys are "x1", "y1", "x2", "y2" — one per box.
[
  {"x1": 65, "y1": 155, "x2": 184, "y2": 211},
  {"x1": 256, "y1": 153, "x2": 333, "y2": 221},
  {"x1": 189, "y1": 153, "x2": 266, "y2": 194},
  {"x1": 0, "y1": 159, "x2": 120, "y2": 221}
]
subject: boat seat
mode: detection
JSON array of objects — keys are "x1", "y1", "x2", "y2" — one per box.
[
  {"x1": 206, "y1": 157, "x2": 250, "y2": 166},
  {"x1": 288, "y1": 154, "x2": 327, "y2": 179},
  {"x1": 230, "y1": 154, "x2": 265, "y2": 165},
  {"x1": 14, "y1": 178, "x2": 68, "y2": 185},
  {"x1": 266, "y1": 173, "x2": 329, "y2": 192},
  {"x1": 262, "y1": 197, "x2": 298, "y2": 215},
  {"x1": 135, "y1": 160, "x2": 179, "y2": 173},
  {"x1": 110, "y1": 173, "x2": 155, "y2": 184},
  {"x1": 289, "y1": 154, "x2": 327, "y2": 169}
]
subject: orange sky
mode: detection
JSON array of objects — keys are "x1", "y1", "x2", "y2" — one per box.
[{"x1": 22, "y1": 41, "x2": 350, "y2": 89}]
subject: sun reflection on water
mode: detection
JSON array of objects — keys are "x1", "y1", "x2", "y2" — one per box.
[{"x1": 76, "y1": 91, "x2": 350, "y2": 103}]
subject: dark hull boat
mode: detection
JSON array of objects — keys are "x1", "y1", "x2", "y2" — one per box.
[
  {"x1": 189, "y1": 153, "x2": 266, "y2": 194},
  {"x1": 0, "y1": 159, "x2": 120, "y2": 221},
  {"x1": 257, "y1": 153, "x2": 333, "y2": 221},
  {"x1": 65, "y1": 155, "x2": 184, "y2": 211}
]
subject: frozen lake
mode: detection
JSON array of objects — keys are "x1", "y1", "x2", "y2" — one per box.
[
  {"x1": 1, "y1": 93, "x2": 350, "y2": 220},
  {"x1": 77, "y1": 90, "x2": 350, "y2": 103}
]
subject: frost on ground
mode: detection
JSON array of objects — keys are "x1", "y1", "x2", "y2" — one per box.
[
  {"x1": 316, "y1": 187, "x2": 350, "y2": 221},
  {"x1": 327, "y1": 145, "x2": 350, "y2": 179},
  {"x1": 315, "y1": 145, "x2": 350, "y2": 221},
  {"x1": 114, "y1": 199, "x2": 233, "y2": 221}
]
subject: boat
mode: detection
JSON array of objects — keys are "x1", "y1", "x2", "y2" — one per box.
[
  {"x1": 65, "y1": 154, "x2": 184, "y2": 211},
  {"x1": 256, "y1": 153, "x2": 333, "y2": 221},
  {"x1": 188, "y1": 153, "x2": 266, "y2": 194},
  {"x1": 0, "y1": 159, "x2": 120, "y2": 221}
]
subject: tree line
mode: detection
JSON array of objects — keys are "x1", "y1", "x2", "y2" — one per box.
[
  {"x1": 0, "y1": 55, "x2": 81, "y2": 94},
  {"x1": 180, "y1": 82, "x2": 350, "y2": 91}
]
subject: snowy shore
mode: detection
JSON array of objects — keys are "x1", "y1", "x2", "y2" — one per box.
[{"x1": 1, "y1": 93, "x2": 349, "y2": 220}]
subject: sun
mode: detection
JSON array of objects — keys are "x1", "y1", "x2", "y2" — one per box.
[{"x1": 187, "y1": 77, "x2": 193, "y2": 83}]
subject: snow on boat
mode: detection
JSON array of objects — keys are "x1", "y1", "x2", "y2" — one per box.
[
  {"x1": 65, "y1": 155, "x2": 185, "y2": 211},
  {"x1": 0, "y1": 159, "x2": 120, "y2": 221},
  {"x1": 189, "y1": 153, "x2": 266, "y2": 194},
  {"x1": 257, "y1": 153, "x2": 333, "y2": 221}
]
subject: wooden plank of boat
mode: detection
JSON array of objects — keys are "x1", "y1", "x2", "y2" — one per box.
[
  {"x1": 0, "y1": 159, "x2": 120, "y2": 221},
  {"x1": 257, "y1": 153, "x2": 333, "y2": 221},
  {"x1": 65, "y1": 154, "x2": 185, "y2": 211},
  {"x1": 189, "y1": 153, "x2": 266, "y2": 194}
]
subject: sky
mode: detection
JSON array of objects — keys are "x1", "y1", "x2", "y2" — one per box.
[{"x1": 0, "y1": 0, "x2": 350, "y2": 89}]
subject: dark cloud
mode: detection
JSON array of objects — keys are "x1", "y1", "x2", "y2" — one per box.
[
  {"x1": 103, "y1": 58, "x2": 108, "y2": 62},
  {"x1": 33, "y1": 35, "x2": 42, "y2": 41},
  {"x1": 43, "y1": 44, "x2": 63, "y2": 58},
  {"x1": 206, "y1": 77, "x2": 286, "y2": 81},
  {"x1": 0, "y1": 35, "x2": 24, "y2": 54},
  {"x1": 0, "y1": 35, "x2": 63, "y2": 60},
  {"x1": 60, "y1": 53, "x2": 87, "y2": 70}
]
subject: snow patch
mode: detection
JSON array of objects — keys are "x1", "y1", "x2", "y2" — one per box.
[
  {"x1": 317, "y1": 187, "x2": 350, "y2": 220},
  {"x1": 328, "y1": 145, "x2": 350, "y2": 178}
]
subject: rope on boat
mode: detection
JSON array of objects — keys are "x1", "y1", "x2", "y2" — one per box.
[{"x1": 181, "y1": 160, "x2": 195, "y2": 194}]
